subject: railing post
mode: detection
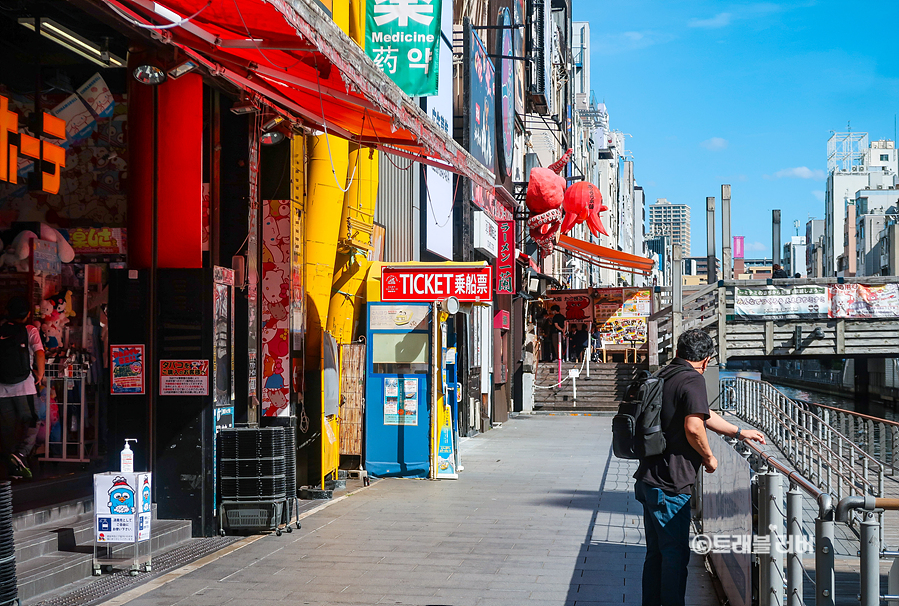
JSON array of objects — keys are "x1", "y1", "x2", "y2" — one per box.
[
  {"x1": 860, "y1": 511, "x2": 880, "y2": 606},
  {"x1": 764, "y1": 471, "x2": 784, "y2": 606},
  {"x1": 816, "y1": 506, "x2": 835, "y2": 606},
  {"x1": 758, "y1": 466, "x2": 769, "y2": 603},
  {"x1": 787, "y1": 486, "x2": 804, "y2": 606},
  {"x1": 867, "y1": 419, "x2": 875, "y2": 457}
]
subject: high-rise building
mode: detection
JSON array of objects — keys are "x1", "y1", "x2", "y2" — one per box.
[
  {"x1": 649, "y1": 198, "x2": 691, "y2": 253},
  {"x1": 824, "y1": 133, "x2": 899, "y2": 275}
]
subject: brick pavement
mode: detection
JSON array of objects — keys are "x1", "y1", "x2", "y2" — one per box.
[{"x1": 104, "y1": 415, "x2": 719, "y2": 606}]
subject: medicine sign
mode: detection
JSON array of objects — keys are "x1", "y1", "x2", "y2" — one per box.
[
  {"x1": 381, "y1": 266, "x2": 493, "y2": 302},
  {"x1": 366, "y1": 0, "x2": 441, "y2": 96}
]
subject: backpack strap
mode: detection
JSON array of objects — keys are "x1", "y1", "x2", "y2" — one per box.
[{"x1": 651, "y1": 364, "x2": 694, "y2": 434}]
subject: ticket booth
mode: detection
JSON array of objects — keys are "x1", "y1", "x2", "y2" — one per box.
[
  {"x1": 364, "y1": 262, "x2": 491, "y2": 479},
  {"x1": 364, "y1": 302, "x2": 432, "y2": 477}
]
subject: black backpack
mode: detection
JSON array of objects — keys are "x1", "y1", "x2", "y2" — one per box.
[
  {"x1": 612, "y1": 364, "x2": 690, "y2": 460},
  {"x1": 0, "y1": 322, "x2": 31, "y2": 384}
]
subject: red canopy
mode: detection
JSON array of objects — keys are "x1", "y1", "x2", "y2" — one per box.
[
  {"x1": 98, "y1": 0, "x2": 494, "y2": 189},
  {"x1": 556, "y1": 235, "x2": 655, "y2": 276}
]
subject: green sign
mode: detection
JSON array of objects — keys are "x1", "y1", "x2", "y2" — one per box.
[{"x1": 366, "y1": 0, "x2": 441, "y2": 97}]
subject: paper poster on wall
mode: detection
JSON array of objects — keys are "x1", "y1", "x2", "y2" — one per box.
[
  {"x1": 384, "y1": 377, "x2": 418, "y2": 425},
  {"x1": 110, "y1": 345, "x2": 144, "y2": 395},
  {"x1": 160, "y1": 360, "x2": 209, "y2": 396},
  {"x1": 622, "y1": 289, "x2": 651, "y2": 317}
]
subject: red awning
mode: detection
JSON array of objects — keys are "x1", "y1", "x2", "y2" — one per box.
[
  {"x1": 97, "y1": 0, "x2": 494, "y2": 190},
  {"x1": 556, "y1": 235, "x2": 655, "y2": 276}
]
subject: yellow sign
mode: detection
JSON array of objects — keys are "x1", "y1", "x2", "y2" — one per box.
[{"x1": 0, "y1": 95, "x2": 67, "y2": 194}]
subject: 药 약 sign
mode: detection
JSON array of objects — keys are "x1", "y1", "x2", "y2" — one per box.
[{"x1": 366, "y1": 0, "x2": 442, "y2": 96}]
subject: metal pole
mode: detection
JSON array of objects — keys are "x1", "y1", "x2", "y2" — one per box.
[
  {"x1": 860, "y1": 512, "x2": 880, "y2": 606},
  {"x1": 758, "y1": 469, "x2": 769, "y2": 603},
  {"x1": 430, "y1": 300, "x2": 439, "y2": 479},
  {"x1": 816, "y1": 505, "x2": 835, "y2": 606},
  {"x1": 787, "y1": 486, "x2": 804, "y2": 606},
  {"x1": 763, "y1": 471, "x2": 785, "y2": 606},
  {"x1": 707, "y1": 197, "x2": 717, "y2": 283},
  {"x1": 672, "y1": 244, "x2": 683, "y2": 347},
  {"x1": 773, "y1": 209, "x2": 782, "y2": 266},
  {"x1": 722, "y1": 185, "x2": 732, "y2": 280}
]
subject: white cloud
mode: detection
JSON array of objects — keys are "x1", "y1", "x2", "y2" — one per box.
[
  {"x1": 746, "y1": 241, "x2": 768, "y2": 252},
  {"x1": 688, "y1": 12, "x2": 732, "y2": 28},
  {"x1": 812, "y1": 190, "x2": 825, "y2": 201},
  {"x1": 701, "y1": 137, "x2": 728, "y2": 151},
  {"x1": 772, "y1": 166, "x2": 826, "y2": 180},
  {"x1": 592, "y1": 30, "x2": 676, "y2": 55}
]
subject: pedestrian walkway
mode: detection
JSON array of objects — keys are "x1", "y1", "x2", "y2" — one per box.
[{"x1": 104, "y1": 416, "x2": 720, "y2": 606}]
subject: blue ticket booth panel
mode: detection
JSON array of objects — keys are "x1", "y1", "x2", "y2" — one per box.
[{"x1": 365, "y1": 302, "x2": 432, "y2": 477}]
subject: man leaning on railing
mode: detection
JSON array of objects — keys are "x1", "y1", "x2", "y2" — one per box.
[{"x1": 634, "y1": 329, "x2": 766, "y2": 606}]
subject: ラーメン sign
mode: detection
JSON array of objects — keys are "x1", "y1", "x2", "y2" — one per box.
[
  {"x1": 366, "y1": 0, "x2": 442, "y2": 96},
  {"x1": 381, "y1": 266, "x2": 493, "y2": 302}
]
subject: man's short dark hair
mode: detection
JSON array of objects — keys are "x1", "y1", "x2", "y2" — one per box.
[
  {"x1": 676, "y1": 329, "x2": 715, "y2": 362},
  {"x1": 5, "y1": 296, "x2": 30, "y2": 320},
  {"x1": 551, "y1": 305, "x2": 560, "y2": 312}
]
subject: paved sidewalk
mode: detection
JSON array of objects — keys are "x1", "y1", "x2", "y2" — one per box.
[{"x1": 107, "y1": 415, "x2": 719, "y2": 606}]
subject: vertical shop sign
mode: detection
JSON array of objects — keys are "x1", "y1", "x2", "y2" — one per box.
[
  {"x1": 495, "y1": 8, "x2": 514, "y2": 180},
  {"x1": 1, "y1": 94, "x2": 68, "y2": 193},
  {"x1": 512, "y1": 0, "x2": 524, "y2": 115},
  {"x1": 733, "y1": 236, "x2": 745, "y2": 259},
  {"x1": 496, "y1": 220, "x2": 515, "y2": 294},
  {"x1": 110, "y1": 345, "x2": 145, "y2": 395},
  {"x1": 247, "y1": 129, "x2": 260, "y2": 398},
  {"x1": 465, "y1": 24, "x2": 495, "y2": 171},
  {"x1": 366, "y1": 0, "x2": 441, "y2": 96},
  {"x1": 261, "y1": 200, "x2": 291, "y2": 417}
]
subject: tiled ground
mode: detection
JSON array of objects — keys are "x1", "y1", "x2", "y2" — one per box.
[{"x1": 106, "y1": 415, "x2": 719, "y2": 606}]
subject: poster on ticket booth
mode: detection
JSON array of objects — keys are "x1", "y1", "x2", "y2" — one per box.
[
  {"x1": 160, "y1": 360, "x2": 209, "y2": 396},
  {"x1": 111, "y1": 345, "x2": 144, "y2": 395}
]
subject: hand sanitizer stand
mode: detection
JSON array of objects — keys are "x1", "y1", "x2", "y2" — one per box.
[{"x1": 92, "y1": 472, "x2": 152, "y2": 576}]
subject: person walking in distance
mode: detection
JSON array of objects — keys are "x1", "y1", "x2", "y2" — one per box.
[
  {"x1": 0, "y1": 296, "x2": 45, "y2": 480},
  {"x1": 634, "y1": 329, "x2": 765, "y2": 606}
]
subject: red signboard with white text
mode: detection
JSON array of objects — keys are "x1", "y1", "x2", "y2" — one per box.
[
  {"x1": 381, "y1": 266, "x2": 493, "y2": 302},
  {"x1": 496, "y1": 220, "x2": 515, "y2": 294}
]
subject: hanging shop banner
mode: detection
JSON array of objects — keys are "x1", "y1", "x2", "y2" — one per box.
[
  {"x1": 366, "y1": 0, "x2": 441, "y2": 96},
  {"x1": 381, "y1": 266, "x2": 493, "y2": 302},
  {"x1": 828, "y1": 283, "x2": 899, "y2": 318},
  {"x1": 111, "y1": 345, "x2": 145, "y2": 395},
  {"x1": 465, "y1": 24, "x2": 495, "y2": 171},
  {"x1": 384, "y1": 377, "x2": 419, "y2": 425},
  {"x1": 471, "y1": 182, "x2": 513, "y2": 223},
  {"x1": 496, "y1": 220, "x2": 515, "y2": 294},
  {"x1": 512, "y1": 0, "x2": 524, "y2": 115},
  {"x1": 546, "y1": 290, "x2": 592, "y2": 321},
  {"x1": 734, "y1": 286, "x2": 828, "y2": 319},
  {"x1": 495, "y1": 8, "x2": 514, "y2": 180},
  {"x1": 68, "y1": 227, "x2": 126, "y2": 255},
  {"x1": 160, "y1": 360, "x2": 210, "y2": 396},
  {"x1": 733, "y1": 236, "x2": 745, "y2": 259},
  {"x1": 77, "y1": 73, "x2": 115, "y2": 119}
]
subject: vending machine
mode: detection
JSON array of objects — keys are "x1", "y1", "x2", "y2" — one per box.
[{"x1": 364, "y1": 302, "x2": 431, "y2": 477}]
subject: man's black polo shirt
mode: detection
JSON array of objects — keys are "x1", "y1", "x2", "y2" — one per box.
[{"x1": 634, "y1": 358, "x2": 711, "y2": 495}]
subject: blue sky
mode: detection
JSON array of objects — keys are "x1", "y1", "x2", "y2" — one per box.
[{"x1": 574, "y1": 1, "x2": 899, "y2": 258}]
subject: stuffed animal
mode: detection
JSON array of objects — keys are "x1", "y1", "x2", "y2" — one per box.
[
  {"x1": 525, "y1": 149, "x2": 571, "y2": 256},
  {"x1": 561, "y1": 182, "x2": 609, "y2": 237},
  {"x1": 0, "y1": 224, "x2": 75, "y2": 269}
]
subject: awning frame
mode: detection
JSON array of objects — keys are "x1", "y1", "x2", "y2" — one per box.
[{"x1": 556, "y1": 234, "x2": 655, "y2": 276}]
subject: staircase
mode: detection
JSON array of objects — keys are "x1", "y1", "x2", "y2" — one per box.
[
  {"x1": 533, "y1": 361, "x2": 645, "y2": 412},
  {"x1": 13, "y1": 495, "x2": 193, "y2": 604}
]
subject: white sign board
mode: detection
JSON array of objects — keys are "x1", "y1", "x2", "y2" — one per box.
[
  {"x1": 94, "y1": 472, "x2": 152, "y2": 543},
  {"x1": 472, "y1": 210, "x2": 498, "y2": 259}
]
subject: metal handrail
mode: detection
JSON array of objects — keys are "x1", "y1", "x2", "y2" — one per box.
[
  {"x1": 797, "y1": 400, "x2": 899, "y2": 473},
  {"x1": 741, "y1": 382, "x2": 879, "y2": 498},
  {"x1": 734, "y1": 378, "x2": 884, "y2": 500}
]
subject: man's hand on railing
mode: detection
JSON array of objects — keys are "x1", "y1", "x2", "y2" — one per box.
[
  {"x1": 702, "y1": 454, "x2": 718, "y2": 473},
  {"x1": 738, "y1": 428, "x2": 766, "y2": 445}
]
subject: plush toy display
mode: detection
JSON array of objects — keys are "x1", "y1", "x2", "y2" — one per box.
[
  {"x1": 0, "y1": 224, "x2": 75, "y2": 270},
  {"x1": 36, "y1": 290, "x2": 72, "y2": 349},
  {"x1": 525, "y1": 149, "x2": 572, "y2": 256},
  {"x1": 561, "y1": 182, "x2": 609, "y2": 237}
]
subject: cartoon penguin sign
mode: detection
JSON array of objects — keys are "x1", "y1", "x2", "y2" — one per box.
[
  {"x1": 107, "y1": 476, "x2": 136, "y2": 514},
  {"x1": 141, "y1": 476, "x2": 151, "y2": 513}
]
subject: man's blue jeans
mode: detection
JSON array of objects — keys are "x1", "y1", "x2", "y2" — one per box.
[{"x1": 634, "y1": 480, "x2": 693, "y2": 606}]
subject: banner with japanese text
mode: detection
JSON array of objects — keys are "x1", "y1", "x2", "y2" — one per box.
[
  {"x1": 366, "y1": 0, "x2": 441, "y2": 96},
  {"x1": 496, "y1": 220, "x2": 515, "y2": 294}
]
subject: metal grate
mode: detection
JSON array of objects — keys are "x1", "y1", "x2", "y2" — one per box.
[{"x1": 31, "y1": 536, "x2": 240, "y2": 606}]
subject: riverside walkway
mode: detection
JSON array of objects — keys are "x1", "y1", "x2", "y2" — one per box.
[{"x1": 96, "y1": 415, "x2": 718, "y2": 606}]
